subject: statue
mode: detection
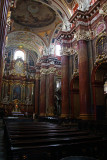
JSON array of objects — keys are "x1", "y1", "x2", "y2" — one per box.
[{"x1": 77, "y1": 0, "x2": 91, "y2": 11}]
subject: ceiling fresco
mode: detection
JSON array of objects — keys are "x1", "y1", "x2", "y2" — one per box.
[
  {"x1": 6, "y1": 31, "x2": 46, "y2": 56},
  {"x1": 8, "y1": 0, "x2": 92, "y2": 57},
  {"x1": 11, "y1": 0, "x2": 56, "y2": 28}
]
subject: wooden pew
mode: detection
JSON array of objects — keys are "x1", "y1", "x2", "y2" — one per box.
[
  {"x1": 9, "y1": 131, "x2": 89, "y2": 140},
  {"x1": 4, "y1": 120, "x2": 106, "y2": 160}
]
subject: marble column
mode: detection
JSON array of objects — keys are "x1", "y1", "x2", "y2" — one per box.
[
  {"x1": 48, "y1": 66, "x2": 56, "y2": 116},
  {"x1": 76, "y1": 30, "x2": 93, "y2": 120},
  {"x1": 35, "y1": 73, "x2": 40, "y2": 115},
  {"x1": 40, "y1": 68, "x2": 47, "y2": 116},
  {"x1": 104, "y1": 16, "x2": 107, "y2": 33},
  {"x1": 61, "y1": 53, "x2": 69, "y2": 117}
]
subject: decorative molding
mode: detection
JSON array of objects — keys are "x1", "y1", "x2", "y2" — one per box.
[
  {"x1": 69, "y1": 48, "x2": 77, "y2": 55},
  {"x1": 61, "y1": 47, "x2": 76, "y2": 56},
  {"x1": 94, "y1": 54, "x2": 107, "y2": 66},
  {"x1": 99, "y1": 2, "x2": 107, "y2": 17},
  {"x1": 95, "y1": 22, "x2": 106, "y2": 37},
  {"x1": 74, "y1": 29, "x2": 93, "y2": 41}
]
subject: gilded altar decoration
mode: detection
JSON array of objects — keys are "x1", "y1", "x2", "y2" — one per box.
[
  {"x1": 2, "y1": 47, "x2": 35, "y2": 115},
  {"x1": 14, "y1": 60, "x2": 24, "y2": 75},
  {"x1": 13, "y1": 85, "x2": 21, "y2": 100}
]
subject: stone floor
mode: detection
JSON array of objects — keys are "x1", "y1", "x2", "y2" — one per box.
[{"x1": 0, "y1": 119, "x2": 7, "y2": 160}]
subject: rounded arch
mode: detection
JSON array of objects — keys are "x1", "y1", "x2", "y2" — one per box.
[
  {"x1": 7, "y1": 31, "x2": 46, "y2": 57},
  {"x1": 91, "y1": 62, "x2": 107, "y2": 120}
]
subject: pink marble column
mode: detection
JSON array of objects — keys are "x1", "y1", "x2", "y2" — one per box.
[
  {"x1": 48, "y1": 68, "x2": 55, "y2": 116},
  {"x1": 40, "y1": 70, "x2": 46, "y2": 116},
  {"x1": 78, "y1": 40, "x2": 92, "y2": 120},
  {"x1": 61, "y1": 55, "x2": 69, "y2": 117},
  {"x1": 35, "y1": 74, "x2": 40, "y2": 115}
]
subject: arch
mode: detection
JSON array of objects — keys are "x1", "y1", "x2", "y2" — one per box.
[
  {"x1": 91, "y1": 62, "x2": 107, "y2": 120},
  {"x1": 7, "y1": 31, "x2": 46, "y2": 57}
]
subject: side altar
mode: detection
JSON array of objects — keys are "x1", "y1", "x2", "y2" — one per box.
[{"x1": 0, "y1": 53, "x2": 36, "y2": 116}]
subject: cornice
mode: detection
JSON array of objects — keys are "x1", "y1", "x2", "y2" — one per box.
[
  {"x1": 69, "y1": 0, "x2": 100, "y2": 24},
  {"x1": 56, "y1": 0, "x2": 101, "y2": 42}
]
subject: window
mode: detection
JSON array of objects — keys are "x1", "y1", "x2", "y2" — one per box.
[
  {"x1": 55, "y1": 45, "x2": 61, "y2": 56},
  {"x1": 56, "y1": 80, "x2": 61, "y2": 90},
  {"x1": 14, "y1": 50, "x2": 25, "y2": 60}
]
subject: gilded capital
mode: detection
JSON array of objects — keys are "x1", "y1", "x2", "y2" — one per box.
[
  {"x1": 74, "y1": 29, "x2": 92, "y2": 41},
  {"x1": 35, "y1": 74, "x2": 40, "y2": 80},
  {"x1": 40, "y1": 68, "x2": 47, "y2": 75},
  {"x1": 47, "y1": 67, "x2": 56, "y2": 74}
]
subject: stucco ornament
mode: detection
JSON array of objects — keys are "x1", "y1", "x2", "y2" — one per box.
[
  {"x1": 99, "y1": 2, "x2": 107, "y2": 16},
  {"x1": 62, "y1": 16, "x2": 71, "y2": 32},
  {"x1": 74, "y1": 29, "x2": 92, "y2": 41},
  {"x1": 77, "y1": 0, "x2": 91, "y2": 11}
]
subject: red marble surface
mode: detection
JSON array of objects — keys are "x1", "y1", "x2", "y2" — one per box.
[
  {"x1": 35, "y1": 79, "x2": 40, "y2": 114},
  {"x1": 48, "y1": 73, "x2": 54, "y2": 114},
  {"x1": 78, "y1": 40, "x2": 91, "y2": 115},
  {"x1": 40, "y1": 75, "x2": 46, "y2": 116},
  {"x1": 61, "y1": 55, "x2": 69, "y2": 116}
]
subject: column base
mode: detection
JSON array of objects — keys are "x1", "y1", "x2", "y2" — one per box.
[
  {"x1": 79, "y1": 114, "x2": 96, "y2": 120},
  {"x1": 46, "y1": 113, "x2": 54, "y2": 117},
  {"x1": 60, "y1": 114, "x2": 70, "y2": 118},
  {"x1": 39, "y1": 113, "x2": 46, "y2": 116}
]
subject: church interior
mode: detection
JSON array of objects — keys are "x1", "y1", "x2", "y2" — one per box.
[{"x1": 0, "y1": 0, "x2": 107, "y2": 160}]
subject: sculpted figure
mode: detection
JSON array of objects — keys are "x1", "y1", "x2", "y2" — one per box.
[{"x1": 77, "y1": 0, "x2": 91, "y2": 11}]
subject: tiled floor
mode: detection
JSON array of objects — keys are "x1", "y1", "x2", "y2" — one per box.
[{"x1": 0, "y1": 119, "x2": 7, "y2": 160}]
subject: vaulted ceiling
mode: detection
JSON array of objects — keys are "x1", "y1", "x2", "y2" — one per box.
[{"x1": 6, "y1": 0, "x2": 79, "y2": 57}]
